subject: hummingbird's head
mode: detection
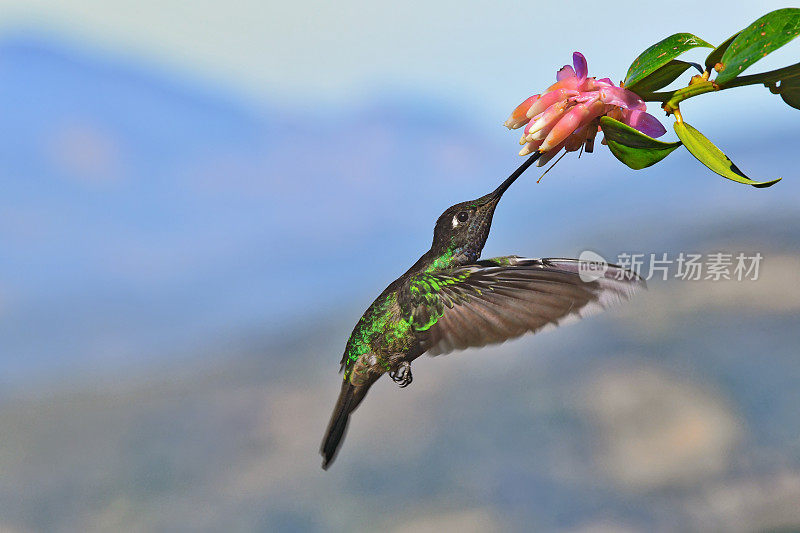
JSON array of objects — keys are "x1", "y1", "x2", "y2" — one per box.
[
  {"x1": 431, "y1": 192, "x2": 502, "y2": 262},
  {"x1": 430, "y1": 154, "x2": 539, "y2": 263}
]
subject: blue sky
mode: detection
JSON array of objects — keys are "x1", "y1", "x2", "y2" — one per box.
[
  {"x1": 1, "y1": 5, "x2": 800, "y2": 531},
  {"x1": 0, "y1": 2, "x2": 798, "y2": 386},
  {"x1": 0, "y1": 0, "x2": 796, "y2": 123}
]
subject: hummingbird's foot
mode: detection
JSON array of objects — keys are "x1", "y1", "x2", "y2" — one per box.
[{"x1": 389, "y1": 361, "x2": 413, "y2": 388}]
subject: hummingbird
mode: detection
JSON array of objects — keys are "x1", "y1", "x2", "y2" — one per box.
[{"x1": 320, "y1": 153, "x2": 643, "y2": 469}]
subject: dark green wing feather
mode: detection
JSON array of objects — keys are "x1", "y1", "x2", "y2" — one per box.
[{"x1": 399, "y1": 256, "x2": 644, "y2": 356}]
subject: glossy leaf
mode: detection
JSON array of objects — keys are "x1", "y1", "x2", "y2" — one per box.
[
  {"x1": 624, "y1": 33, "x2": 713, "y2": 88},
  {"x1": 673, "y1": 121, "x2": 781, "y2": 187},
  {"x1": 627, "y1": 60, "x2": 701, "y2": 93},
  {"x1": 737, "y1": 61, "x2": 800, "y2": 109},
  {"x1": 715, "y1": 8, "x2": 800, "y2": 85},
  {"x1": 780, "y1": 78, "x2": 800, "y2": 109},
  {"x1": 705, "y1": 32, "x2": 740, "y2": 72},
  {"x1": 601, "y1": 116, "x2": 681, "y2": 170},
  {"x1": 772, "y1": 62, "x2": 800, "y2": 110}
]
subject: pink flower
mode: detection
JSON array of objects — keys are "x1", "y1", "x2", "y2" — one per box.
[{"x1": 505, "y1": 52, "x2": 666, "y2": 166}]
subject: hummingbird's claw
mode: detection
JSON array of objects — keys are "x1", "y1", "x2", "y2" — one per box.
[{"x1": 389, "y1": 361, "x2": 413, "y2": 388}]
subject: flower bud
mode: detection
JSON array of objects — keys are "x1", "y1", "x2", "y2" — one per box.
[
  {"x1": 506, "y1": 51, "x2": 668, "y2": 167},
  {"x1": 505, "y1": 95, "x2": 540, "y2": 129},
  {"x1": 541, "y1": 98, "x2": 604, "y2": 152}
]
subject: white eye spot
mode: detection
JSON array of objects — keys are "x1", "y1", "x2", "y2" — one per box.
[{"x1": 452, "y1": 215, "x2": 460, "y2": 228}]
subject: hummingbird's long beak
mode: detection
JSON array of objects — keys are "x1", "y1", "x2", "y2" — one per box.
[{"x1": 488, "y1": 152, "x2": 542, "y2": 201}]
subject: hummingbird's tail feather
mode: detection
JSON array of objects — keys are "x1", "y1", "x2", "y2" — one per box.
[{"x1": 321, "y1": 380, "x2": 371, "y2": 470}]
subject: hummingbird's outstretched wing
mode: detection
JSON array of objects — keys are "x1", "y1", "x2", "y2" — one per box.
[{"x1": 400, "y1": 256, "x2": 644, "y2": 356}]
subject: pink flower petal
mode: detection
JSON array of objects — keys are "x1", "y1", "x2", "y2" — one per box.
[
  {"x1": 508, "y1": 52, "x2": 671, "y2": 160},
  {"x1": 519, "y1": 139, "x2": 543, "y2": 156},
  {"x1": 545, "y1": 77, "x2": 581, "y2": 93},
  {"x1": 541, "y1": 98, "x2": 605, "y2": 152},
  {"x1": 536, "y1": 140, "x2": 568, "y2": 167},
  {"x1": 557, "y1": 65, "x2": 576, "y2": 81},
  {"x1": 504, "y1": 95, "x2": 540, "y2": 129},
  {"x1": 591, "y1": 78, "x2": 616, "y2": 90},
  {"x1": 573, "y1": 52, "x2": 588, "y2": 81},
  {"x1": 526, "y1": 117, "x2": 559, "y2": 142},
  {"x1": 624, "y1": 109, "x2": 667, "y2": 138},
  {"x1": 564, "y1": 124, "x2": 588, "y2": 152},
  {"x1": 597, "y1": 86, "x2": 646, "y2": 111},
  {"x1": 526, "y1": 100, "x2": 570, "y2": 137},
  {"x1": 526, "y1": 88, "x2": 577, "y2": 118},
  {"x1": 572, "y1": 91, "x2": 600, "y2": 104}
]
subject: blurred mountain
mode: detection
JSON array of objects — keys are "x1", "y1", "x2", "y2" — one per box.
[
  {"x1": 1, "y1": 228, "x2": 798, "y2": 531},
  {"x1": 0, "y1": 34, "x2": 505, "y2": 383},
  {"x1": 1, "y1": 34, "x2": 798, "y2": 387},
  {"x1": 2, "y1": 33, "x2": 800, "y2": 532}
]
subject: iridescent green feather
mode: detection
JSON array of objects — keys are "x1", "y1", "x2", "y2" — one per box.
[
  {"x1": 340, "y1": 254, "x2": 520, "y2": 381},
  {"x1": 341, "y1": 292, "x2": 414, "y2": 380}
]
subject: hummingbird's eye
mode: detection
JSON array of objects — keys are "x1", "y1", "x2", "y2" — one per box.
[{"x1": 457, "y1": 211, "x2": 469, "y2": 223}]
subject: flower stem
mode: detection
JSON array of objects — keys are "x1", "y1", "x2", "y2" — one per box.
[
  {"x1": 634, "y1": 61, "x2": 800, "y2": 113},
  {"x1": 720, "y1": 61, "x2": 800, "y2": 89},
  {"x1": 661, "y1": 81, "x2": 717, "y2": 115}
]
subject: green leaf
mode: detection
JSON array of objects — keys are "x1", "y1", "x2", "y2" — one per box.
[
  {"x1": 624, "y1": 33, "x2": 713, "y2": 88},
  {"x1": 715, "y1": 8, "x2": 800, "y2": 85},
  {"x1": 673, "y1": 121, "x2": 781, "y2": 187},
  {"x1": 705, "y1": 31, "x2": 740, "y2": 72},
  {"x1": 626, "y1": 60, "x2": 701, "y2": 93},
  {"x1": 780, "y1": 77, "x2": 800, "y2": 109},
  {"x1": 771, "y1": 62, "x2": 800, "y2": 110},
  {"x1": 721, "y1": 61, "x2": 800, "y2": 109},
  {"x1": 601, "y1": 116, "x2": 681, "y2": 170}
]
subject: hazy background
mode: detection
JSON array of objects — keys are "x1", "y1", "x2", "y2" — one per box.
[{"x1": 1, "y1": 1, "x2": 799, "y2": 531}]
